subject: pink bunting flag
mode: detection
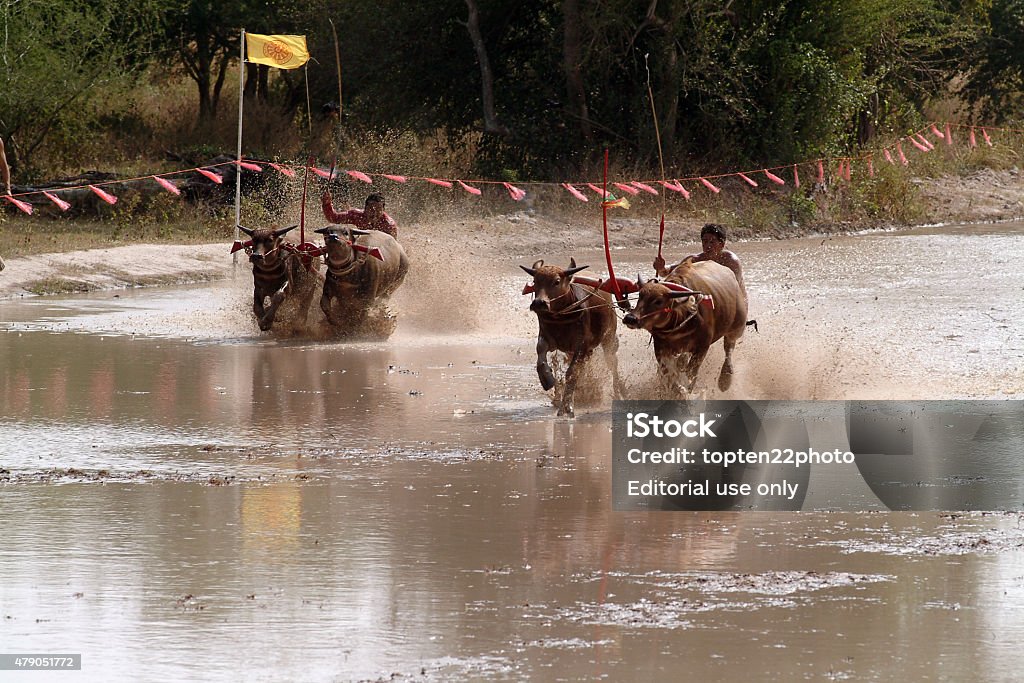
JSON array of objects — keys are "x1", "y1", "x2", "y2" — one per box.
[
  {"x1": 89, "y1": 184, "x2": 118, "y2": 204},
  {"x1": 457, "y1": 180, "x2": 482, "y2": 195},
  {"x1": 737, "y1": 172, "x2": 758, "y2": 187},
  {"x1": 897, "y1": 142, "x2": 909, "y2": 165},
  {"x1": 347, "y1": 170, "x2": 373, "y2": 183},
  {"x1": 944, "y1": 122, "x2": 953, "y2": 145},
  {"x1": 916, "y1": 133, "x2": 934, "y2": 150},
  {"x1": 612, "y1": 182, "x2": 640, "y2": 196},
  {"x1": 152, "y1": 176, "x2": 181, "y2": 195},
  {"x1": 383, "y1": 174, "x2": 407, "y2": 183},
  {"x1": 269, "y1": 163, "x2": 296, "y2": 177},
  {"x1": 969, "y1": 127, "x2": 977, "y2": 148},
  {"x1": 764, "y1": 170, "x2": 785, "y2": 185},
  {"x1": 845, "y1": 159, "x2": 852, "y2": 181},
  {"x1": 43, "y1": 191, "x2": 71, "y2": 211},
  {"x1": 236, "y1": 160, "x2": 263, "y2": 172},
  {"x1": 561, "y1": 183, "x2": 588, "y2": 202},
  {"x1": 868, "y1": 156, "x2": 874, "y2": 178},
  {"x1": 503, "y1": 182, "x2": 526, "y2": 201},
  {"x1": 982, "y1": 128, "x2": 992, "y2": 146},
  {"x1": 930, "y1": 124, "x2": 945, "y2": 140},
  {"x1": 817, "y1": 160, "x2": 825, "y2": 184},
  {"x1": 196, "y1": 168, "x2": 224, "y2": 184},
  {"x1": 586, "y1": 183, "x2": 609, "y2": 198},
  {"x1": 4, "y1": 195, "x2": 33, "y2": 214},
  {"x1": 793, "y1": 164, "x2": 800, "y2": 188},
  {"x1": 630, "y1": 181, "x2": 659, "y2": 195},
  {"x1": 909, "y1": 136, "x2": 929, "y2": 152},
  {"x1": 425, "y1": 177, "x2": 453, "y2": 188},
  {"x1": 311, "y1": 167, "x2": 332, "y2": 179},
  {"x1": 659, "y1": 180, "x2": 690, "y2": 199},
  {"x1": 884, "y1": 149, "x2": 895, "y2": 164},
  {"x1": 698, "y1": 177, "x2": 721, "y2": 193}
]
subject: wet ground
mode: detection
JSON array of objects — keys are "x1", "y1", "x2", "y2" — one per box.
[{"x1": 1, "y1": 222, "x2": 1023, "y2": 681}]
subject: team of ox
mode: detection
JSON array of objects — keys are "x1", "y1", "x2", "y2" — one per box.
[
  {"x1": 235, "y1": 222, "x2": 408, "y2": 333},
  {"x1": 522, "y1": 256, "x2": 751, "y2": 413},
  {"x1": 235, "y1": 224, "x2": 749, "y2": 413}
]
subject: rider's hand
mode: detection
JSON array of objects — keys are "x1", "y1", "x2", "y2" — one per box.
[{"x1": 652, "y1": 255, "x2": 666, "y2": 275}]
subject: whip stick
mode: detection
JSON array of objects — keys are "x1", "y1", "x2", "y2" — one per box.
[
  {"x1": 300, "y1": 155, "x2": 313, "y2": 244},
  {"x1": 602, "y1": 149, "x2": 624, "y2": 305},
  {"x1": 645, "y1": 53, "x2": 667, "y2": 260},
  {"x1": 328, "y1": 19, "x2": 343, "y2": 137}
]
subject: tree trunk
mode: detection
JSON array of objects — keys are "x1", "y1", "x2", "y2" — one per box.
[
  {"x1": 244, "y1": 63, "x2": 258, "y2": 99},
  {"x1": 211, "y1": 51, "x2": 230, "y2": 117},
  {"x1": 464, "y1": 0, "x2": 510, "y2": 137},
  {"x1": 562, "y1": 0, "x2": 591, "y2": 141}
]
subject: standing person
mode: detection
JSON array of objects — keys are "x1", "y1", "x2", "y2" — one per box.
[
  {"x1": 0, "y1": 136, "x2": 10, "y2": 271},
  {"x1": 321, "y1": 190, "x2": 398, "y2": 240},
  {"x1": 653, "y1": 223, "x2": 744, "y2": 294}
]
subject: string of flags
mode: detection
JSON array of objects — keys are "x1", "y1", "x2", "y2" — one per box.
[{"x1": 0, "y1": 122, "x2": 1012, "y2": 216}]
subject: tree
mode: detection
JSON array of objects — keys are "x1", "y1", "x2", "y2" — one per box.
[{"x1": 0, "y1": 0, "x2": 161, "y2": 171}]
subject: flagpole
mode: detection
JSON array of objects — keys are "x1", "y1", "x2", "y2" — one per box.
[{"x1": 234, "y1": 29, "x2": 246, "y2": 269}]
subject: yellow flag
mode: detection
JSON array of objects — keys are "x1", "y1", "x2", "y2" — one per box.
[{"x1": 246, "y1": 33, "x2": 309, "y2": 70}]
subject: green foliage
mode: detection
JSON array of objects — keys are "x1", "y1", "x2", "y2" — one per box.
[{"x1": 0, "y1": 0, "x2": 162, "y2": 173}]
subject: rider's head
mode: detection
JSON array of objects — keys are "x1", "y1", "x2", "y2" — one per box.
[
  {"x1": 364, "y1": 193, "x2": 385, "y2": 219},
  {"x1": 700, "y1": 223, "x2": 727, "y2": 256}
]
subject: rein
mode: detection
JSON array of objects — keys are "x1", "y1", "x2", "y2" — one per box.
[{"x1": 535, "y1": 283, "x2": 603, "y2": 318}]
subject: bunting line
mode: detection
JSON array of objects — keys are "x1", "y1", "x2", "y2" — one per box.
[{"x1": 1, "y1": 122, "x2": 1017, "y2": 214}]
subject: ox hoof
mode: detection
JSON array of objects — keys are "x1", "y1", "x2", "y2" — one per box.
[
  {"x1": 557, "y1": 405, "x2": 575, "y2": 418},
  {"x1": 539, "y1": 367, "x2": 556, "y2": 392},
  {"x1": 718, "y1": 370, "x2": 733, "y2": 391}
]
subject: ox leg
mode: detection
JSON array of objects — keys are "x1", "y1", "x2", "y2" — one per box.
[
  {"x1": 535, "y1": 336, "x2": 556, "y2": 392},
  {"x1": 601, "y1": 333, "x2": 627, "y2": 399},
  {"x1": 560, "y1": 347, "x2": 587, "y2": 418},
  {"x1": 718, "y1": 336, "x2": 739, "y2": 392},
  {"x1": 320, "y1": 293, "x2": 341, "y2": 328},
  {"x1": 683, "y1": 349, "x2": 709, "y2": 394},
  {"x1": 656, "y1": 352, "x2": 683, "y2": 398},
  {"x1": 259, "y1": 282, "x2": 289, "y2": 331},
  {"x1": 253, "y1": 291, "x2": 269, "y2": 330}
]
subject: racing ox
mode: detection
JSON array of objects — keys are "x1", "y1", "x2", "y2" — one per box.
[
  {"x1": 313, "y1": 225, "x2": 409, "y2": 335},
  {"x1": 623, "y1": 259, "x2": 748, "y2": 396},
  {"x1": 521, "y1": 258, "x2": 627, "y2": 417},
  {"x1": 235, "y1": 224, "x2": 314, "y2": 331}
]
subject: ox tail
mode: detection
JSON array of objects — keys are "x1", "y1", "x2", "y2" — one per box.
[{"x1": 746, "y1": 319, "x2": 759, "y2": 333}]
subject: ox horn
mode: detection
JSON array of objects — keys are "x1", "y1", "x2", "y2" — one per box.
[
  {"x1": 520, "y1": 264, "x2": 538, "y2": 277},
  {"x1": 237, "y1": 224, "x2": 255, "y2": 237},
  {"x1": 313, "y1": 226, "x2": 337, "y2": 235},
  {"x1": 667, "y1": 290, "x2": 699, "y2": 299},
  {"x1": 565, "y1": 264, "x2": 589, "y2": 277},
  {"x1": 349, "y1": 228, "x2": 372, "y2": 236},
  {"x1": 272, "y1": 224, "x2": 299, "y2": 238},
  {"x1": 636, "y1": 273, "x2": 646, "y2": 288}
]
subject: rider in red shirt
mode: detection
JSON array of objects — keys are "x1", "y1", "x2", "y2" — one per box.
[{"x1": 321, "y1": 191, "x2": 398, "y2": 239}]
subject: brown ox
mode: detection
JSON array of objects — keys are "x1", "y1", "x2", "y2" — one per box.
[
  {"x1": 237, "y1": 224, "x2": 310, "y2": 331},
  {"x1": 521, "y1": 259, "x2": 626, "y2": 417},
  {"x1": 314, "y1": 225, "x2": 409, "y2": 334},
  {"x1": 622, "y1": 259, "x2": 747, "y2": 395}
]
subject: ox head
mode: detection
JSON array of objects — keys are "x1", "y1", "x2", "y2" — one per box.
[
  {"x1": 622, "y1": 279, "x2": 701, "y2": 331},
  {"x1": 315, "y1": 225, "x2": 364, "y2": 261},
  {"x1": 238, "y1": 224, "x2": 297, "y2": 263},
  {"x1": 520, "y1": 258, "x2": 588, "y2": 313}
]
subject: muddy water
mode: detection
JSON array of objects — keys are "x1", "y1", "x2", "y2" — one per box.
[{"x1": 1, "y1": 223, "x2": 1023, "y2": 681}]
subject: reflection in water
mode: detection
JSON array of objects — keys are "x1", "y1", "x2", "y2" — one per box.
[{"x1": 2, "y1": 225, "x2": 1024, "y2": 681}]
